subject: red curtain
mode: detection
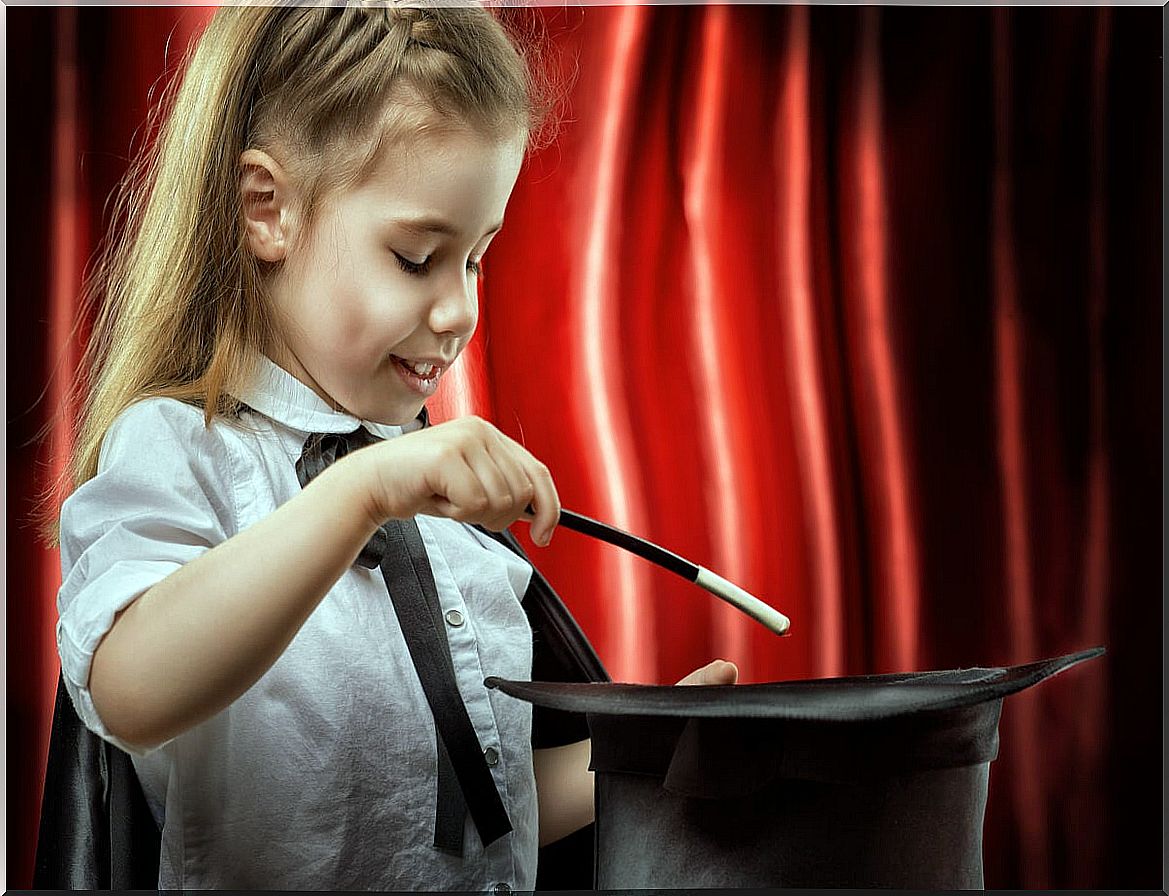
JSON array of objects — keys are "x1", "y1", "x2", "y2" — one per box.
[{"x1": 7, "y1": 5, "x2": 1160, "y2": 889}]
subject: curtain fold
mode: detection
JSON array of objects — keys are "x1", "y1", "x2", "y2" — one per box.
[{"x1": 7, "y1": 4, "x2": 1159, "y2": 889}]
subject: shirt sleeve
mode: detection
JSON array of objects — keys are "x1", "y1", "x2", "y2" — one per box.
[{"x1": 56, "y1": 398, "x2": 240, "y2": 757}]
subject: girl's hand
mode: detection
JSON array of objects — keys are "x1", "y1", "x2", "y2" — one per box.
[
  {"x1": 354, "y1": 415, "x2": 560, "y2": 546},
  {"x1": 675, "y1": 659, "x2": 739, "y2": 686}
]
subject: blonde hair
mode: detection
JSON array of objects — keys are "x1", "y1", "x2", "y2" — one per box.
[{"x1": 45, "y1": 2, "x2": 556, "y2": 540}]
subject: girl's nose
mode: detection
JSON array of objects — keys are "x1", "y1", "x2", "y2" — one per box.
[{"x1": 429, "y1": 277, "x2": 479, "y2": 338}]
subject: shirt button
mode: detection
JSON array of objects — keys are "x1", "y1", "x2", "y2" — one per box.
[
  {"x1": 444, "y1": 608, "x2": 465, "y2": 627},
  {"x1": 484, "y1": 746, "x2": 500, "y2": 767},
  {"x1": 492, "y1": 884, "x2": 511, "y2": 896}
]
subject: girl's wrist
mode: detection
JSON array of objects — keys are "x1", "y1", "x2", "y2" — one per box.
[
  {"x1": 311, "y1": 448, "x2": 394, "y2": 538},
  {"x1": 335, "y1": 442, "x2": 408, "y2": 531}
]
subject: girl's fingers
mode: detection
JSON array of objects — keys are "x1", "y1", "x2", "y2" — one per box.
[
  {"x1": 485, "y1": 435, "x2": 539, "y2": 527},
  {"x1": 486, "y1": 432, "x2": 559, "y2": 545},
  {"x1": 415, "y1": 451, "x2": 479, "y2": 519},
  {"x1": 456, "y1": 447, "x2": 517, "y2": 530},
  {"x1": 523, "y1": 456, "x2": 559, "y2": 546},
  {"x1": 675, "y1": 659, "x2": 739, "y2": 686},
  {"x1": 385, "y1": 417, "x2": 559, "y2": 541}
]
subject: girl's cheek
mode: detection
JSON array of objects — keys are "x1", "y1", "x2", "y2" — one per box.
[{"x1": 333, "y1": 307, "x2": 376, "y2": 347}]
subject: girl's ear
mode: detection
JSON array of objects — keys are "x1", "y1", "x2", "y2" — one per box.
[{"x1": 240, "y1": 149, "x2": 296, "y2": 263}]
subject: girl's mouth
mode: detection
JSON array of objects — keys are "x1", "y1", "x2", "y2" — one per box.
[{"x1": 390, "y1": 355, "x2": 443, "y2": 397}]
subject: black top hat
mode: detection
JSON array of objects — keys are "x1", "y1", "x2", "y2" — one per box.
[{"x1": 487, "y1": 647, "x2": 1104, "y2": 890}]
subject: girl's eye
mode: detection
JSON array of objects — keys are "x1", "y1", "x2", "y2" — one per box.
[
  {"x1": 393, "y1": 251, "x2": 432, "y2": 276},
  {"x1": 466, "y1": 258, "x2": 483, "y2": 277}
]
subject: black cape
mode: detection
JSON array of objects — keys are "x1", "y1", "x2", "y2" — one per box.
[{"x1": 32, "y1": 526, "x2": 609, "y2": 890}]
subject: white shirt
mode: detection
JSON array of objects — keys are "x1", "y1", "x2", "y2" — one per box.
[{"x1": 55, "y1": 356, "x2": 539, "y2": 891}]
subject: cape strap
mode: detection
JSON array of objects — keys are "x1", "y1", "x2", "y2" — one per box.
[{"x1": 296, "y1": 423, "x2": 512, "y2": 854}]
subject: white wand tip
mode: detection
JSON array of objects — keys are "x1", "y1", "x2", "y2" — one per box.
[{"x1": 694, "y1": 567, "x2": 791, "y2": 636}]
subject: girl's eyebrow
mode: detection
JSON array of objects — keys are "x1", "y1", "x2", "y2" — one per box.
[{"x1": 391, "y1": 215, "x2": 505, "y2": 239}]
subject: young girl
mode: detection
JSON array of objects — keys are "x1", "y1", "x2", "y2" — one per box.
[{"x1": 53, "y1": 2, "x2": 735, "y2": 891}]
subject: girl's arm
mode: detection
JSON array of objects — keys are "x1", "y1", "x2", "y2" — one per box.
[
  {"x1": 533, "y1": 739, "x2": 595, "y2": 847},
  {"x1": 531, "y1": 660, "x2": 738, "y2": 846},
  {"x1": 88, "y1": 416, "x2": 559, "y2": 753}
]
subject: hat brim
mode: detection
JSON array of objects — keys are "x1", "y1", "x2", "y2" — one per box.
[{"x1": 485, "y1": 646, "x2": 1104, "y2": 721}]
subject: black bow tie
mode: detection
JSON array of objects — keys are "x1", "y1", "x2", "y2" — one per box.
[
  {"x1": 295, "y1": 426, "x2": 389, "y2": 569},
  {"x1": 295, "y1": 407, "x2": 431, "y2": 568},
  {"x1": 294, "y1": 411, "x2": 513, "y2": 855}
]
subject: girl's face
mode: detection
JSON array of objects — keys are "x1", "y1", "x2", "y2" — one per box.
[{"x1": 264, "y1": 125, "x2": 526, "y2": 425}]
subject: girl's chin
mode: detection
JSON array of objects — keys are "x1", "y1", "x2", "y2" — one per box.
[
  {"x1": 351, "y1": 397, "x2": 427, "y2": 427},
  {"x1": 329, "y1": 375, "x2": 429, "y2": 426}
]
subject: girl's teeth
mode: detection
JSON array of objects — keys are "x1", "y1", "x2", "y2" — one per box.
[{"x1": 411, "y1": 362, "x2": 434, "y2": 375}]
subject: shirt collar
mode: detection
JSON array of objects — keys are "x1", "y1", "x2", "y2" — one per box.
[{"x1": 231, "y1": 354, "x2": 425, "y2": 440}]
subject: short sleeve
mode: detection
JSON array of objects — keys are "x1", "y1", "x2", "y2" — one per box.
[{"x1": 56, "y1": 398, "x2": 239, "y2": 756}]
